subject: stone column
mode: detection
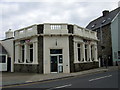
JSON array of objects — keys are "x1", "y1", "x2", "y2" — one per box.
[
  {"x1": 15, "y1": 45, "x2": 19, "y2": 63},
  {"x1": 82, "y1": 43, "x2": 85, "y2": 62},
  {"x1": 88, "y1": 44, "x2": 92, "y2": 62},
  {"x1": 33, "y1": 42, "x2": 38, "y2": 64},
  {"x1": 94, "y1": 44, "x2": 98, "y2": 61},
  {"x1": 24, "y1": 44, "x2": 27, "y2": 63},
  {"x1": 74, "y1": 42, "x2": 79, "y2": 63},
  {"x1": 18, "y1": 45, "x2": 21, "y2": 63}
]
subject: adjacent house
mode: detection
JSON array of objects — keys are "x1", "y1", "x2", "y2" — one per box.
[
  {"x1": 13, "y1": 23, "x2": 99, "y2": 74},
  {"x1": 0, "y1": 42, "x2": 8, "y2": 71},
  {"x1": 86, "y1": 7, "x2": 120, "y2": 66},
  {"x1": 1, "y1": 29, "x2": 14, "y2": 72}
]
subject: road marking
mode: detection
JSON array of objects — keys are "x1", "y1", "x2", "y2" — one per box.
[
  {"x1": 89, "y1": 75, "x2": 112, "y2": 82},
  {"x1": 47, "y1": 84, "x2": 72, "y2": 90},
  {"x1": 1, "y1": 70, "x2": 110, "y2": 89},
  {"x1": 26, "y1": 81, "x2": 33, "y2": 83},
  {"x1": 55, "y1": 84, "x2": 72, "y2": 89}
]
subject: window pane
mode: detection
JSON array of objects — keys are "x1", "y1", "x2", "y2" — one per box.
[
  {"x1": 0, "y1": 56, "x2": 6, "y2": 63},
  {"x1": 78, "y1": 48, "x2": 81, "y2": 61},
  {"x1": 77, "y1": 44, "x2": 80, "y2": 47},
  {"x1": 85, "y1": 44, "x2": 87, "y2": 48},
  {"x1": 21, "y1": 45, "x2": 24, "y2": 62},
  {"x1": 91, "y1": 45, "x2": 94, "y2": 61},
  {"x1": 50, "y1": 49, "x2": 62, "y2": 54},
  {"x1": 85, "y1": 45, "x2": 87, "y2": 61},
  {"x1": 59, "y1": 65, "x2": 63, "y2": 73},
  {"x1": 114, "y1": 52, "x2": 117, "y2": 59},
  {"x1": 118, "y1": 51, "x2": 120, "y2": 59},
  {"x1": 30, "y1": 48, "x2": 33, "y2": 62},
  {"x1": 59, "y1": 55, "x2": 63, "y2": 63},
  {"x1": 30, "y1": 44, "x2": 33, "y2": 48}
]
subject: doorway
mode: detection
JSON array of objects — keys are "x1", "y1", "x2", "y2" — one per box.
[{"x1": 50, "y1": 55, "x2": 63, "y2": 73}]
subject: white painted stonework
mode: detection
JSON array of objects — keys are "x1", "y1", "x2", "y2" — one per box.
[
  {"x1": 43, "y1": 36, "x2": 70, "y2": 74},
  {"x1": 10, "y1": 23, "x2": 98, "y2": 74}
]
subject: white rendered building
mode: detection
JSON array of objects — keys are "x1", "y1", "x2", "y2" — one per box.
[{"x1": 12, "y1": 23, "x2": 99, "y2": 74}]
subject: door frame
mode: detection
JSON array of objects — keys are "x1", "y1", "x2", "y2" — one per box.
[{"x1": 50, "y1": 54, "x2": 63, "y2": 73}]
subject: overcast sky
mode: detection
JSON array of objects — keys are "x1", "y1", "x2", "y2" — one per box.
[{"x1": 0, "y1": 0, "x2": 119, "y2": 40}]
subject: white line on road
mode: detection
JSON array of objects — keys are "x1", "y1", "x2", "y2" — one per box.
[
  {"x1": 89, "y1": 75, "x2": 112, "y2": 82},
  {"x1": 55, "y1": 84, "x2": 72, "y2": 89},
  {"x1": 26, "y1": 81, "x2": 33, "y2": 83},
  {"x1": 47, "y1": 84, "x2": 72, "y2": 90}
]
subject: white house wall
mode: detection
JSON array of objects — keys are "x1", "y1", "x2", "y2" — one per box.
[
  {"x1": 14, "y1": 37, "x2": 38, "y2": 64},
  {"x1": 43, "y1": 35, "x2": 70, "y2": 74},
  {"x1": 0, "y1": 54, "x2": 7, "y2": 71},
  {"x1": 2, "y1": 39, "x2": 14, "y2": 72},
  {"x1": 73, "y1": 36, "x2": 98, "y2": 63}
]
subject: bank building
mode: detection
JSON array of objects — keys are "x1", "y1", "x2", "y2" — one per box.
[{"x1": 1, "y1": 23, "x2": 99, "y2": 74}]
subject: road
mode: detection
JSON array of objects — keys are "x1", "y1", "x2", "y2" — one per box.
[{"x1": 2, "y1": 70, "x2": 119, "y2": 89}]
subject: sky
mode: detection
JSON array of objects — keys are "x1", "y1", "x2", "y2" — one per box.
[{"x1": 0, "y1": 0, "x2": 119, "y2": 40}]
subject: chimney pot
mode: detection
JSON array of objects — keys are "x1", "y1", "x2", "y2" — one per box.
[{"x1": 102, "y1": 10, "x2": 109, "y2": 17}]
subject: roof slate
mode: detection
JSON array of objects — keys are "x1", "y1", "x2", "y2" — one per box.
[{"x1": 86, "y1": 7, "x2": 120, "y2": 30}]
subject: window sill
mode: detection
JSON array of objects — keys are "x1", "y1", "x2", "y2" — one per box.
[
  {"x1": 74, "y1": 61, "x2": 98, "y2": 64},
  {"x1": 14, "y1": 63, "x2": 38, "y2": 65}
]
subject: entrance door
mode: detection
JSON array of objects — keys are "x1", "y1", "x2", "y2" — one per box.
[
  {"x1": 51, "y1": 56, "x2": 58, "y2": 72},
  {"x1": 50, "y1": 55, "x2": 63, "y2": 73}
]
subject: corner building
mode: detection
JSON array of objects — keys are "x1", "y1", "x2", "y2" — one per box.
[{"x1": 14, "y1": 23, "x2": 99, "y2": 74}]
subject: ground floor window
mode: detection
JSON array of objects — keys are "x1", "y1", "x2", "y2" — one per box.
[
  {"x1": 0, "y1": 55, "x2": 6, "y2": 63},
  {"x1": 20, "y1": 45, "x2": 24, "y2": 63},
  {"x1": 19, "y1": 43, "x2": 34, "y2": 63},
  {"x1": 27, "y1": 44, "x2": 33, "y2": 63},
  {"x1": 85, "y1": 44, "x2": 88, "y2": 61},
  {"x1": 91, "y1": 45, "x2": 94, "y2": 61},
  {"x1": 77, "y1": 43, "x2": 81, "y2": 61},
  {"x1": 114, "y1": 52, "x2": 117, "y2": 59},
  {"x1": 118, "y1": 51, "x2": 120, "y2": 59}
]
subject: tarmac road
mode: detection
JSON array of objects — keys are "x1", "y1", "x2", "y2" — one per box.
[{"x1": 2, "y1": 69, "x2": 119, "y2": 89}]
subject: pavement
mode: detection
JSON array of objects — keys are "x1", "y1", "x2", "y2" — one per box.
[{"x1": 0, "y1": 66, "x2": 119, "y2": 87}]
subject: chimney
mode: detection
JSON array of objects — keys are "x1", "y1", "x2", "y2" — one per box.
[
  {"x1": 102, "y1": 10, "x2": 109, "y2": 17},
  {"x1": 5, "y1": 29, "x2": 14, "y2": 39}
]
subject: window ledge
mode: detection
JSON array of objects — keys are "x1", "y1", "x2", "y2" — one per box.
[
  {"x1": 74, "y1": 61, "x2": 96, "y2": 64},
  {"x1": 14, "y1": 63, "x2": 38, "y2": 65}
]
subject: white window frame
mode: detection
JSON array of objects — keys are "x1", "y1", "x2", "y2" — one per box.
[{"x1": 15, "y1": 41, "x2": 38, "y2": 65}]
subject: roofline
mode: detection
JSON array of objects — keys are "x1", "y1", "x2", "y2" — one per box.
[
  {"x1": 15, "y1": 24, "x2": 37, "y2": 32},
  {"x1": 86, "y1": 7, "x2": 120, "y2": 28},
  {"x1": 14, "y1": 23, "x2": 90, "y2": 32},
  {"x1": 111, "y1": 11, "x2": 120, "y2": 22},
  {"x1": 2, "y1": 37, "x2": 14, "y2": 41},
  {"x1": 91, "y1": 23, "x2": 111, "y2": 30}
]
